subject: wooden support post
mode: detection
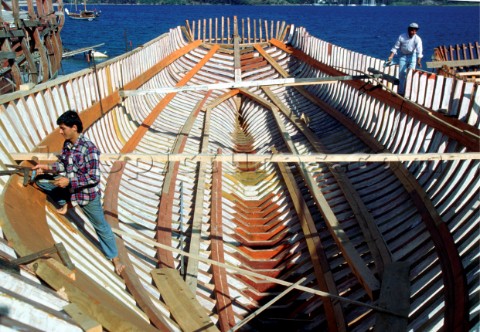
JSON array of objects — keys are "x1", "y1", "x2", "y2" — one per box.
[{"x1": 233, "y1": 16, "x2": 241, "y2": 83}]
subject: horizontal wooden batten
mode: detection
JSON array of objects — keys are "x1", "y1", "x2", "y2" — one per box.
[
  {"x1": 119, "y1": 74, "x2": 381, "y2": 96},
  {"x1": 426, "y1": 59, "x2": 480, "y2": 69},
  {"x1": 11, "y1": 152, "x2": 480, "y2": 163}
]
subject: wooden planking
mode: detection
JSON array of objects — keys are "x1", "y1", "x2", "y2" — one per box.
[
  {"x1": 156, "y1": 92, "x2": 212, "y2": 268},
  {"x1": 375, "y1": 262, "x2": 411, "y2": 331},
  {"x1": 185, "y1": 104, "x2": 212, "y2": 293},
  {"x1": 260, "y1": 56, "x2": 392, "y2": 276},
  {"x1": 275, "y1": 31, "x2": 471, "y2": 330},
  {"x1": 33, "y1": 259, "x2": 157, "y2": 332},
  {"x1": 238, "y1": 86, "x2": 382, "y2": 298},
  {"x1": 151, "y1": 268, "x2": 218, "y2": 332},
  {"x1": 64, "y1": 303, "x2": 102, "y2": 332},
  {"x1": 210, "y1": 151, "x2": 236, "y2": 330},
  {"x1": 272, "y1": 142, "x2": 346, "y2": 332}
]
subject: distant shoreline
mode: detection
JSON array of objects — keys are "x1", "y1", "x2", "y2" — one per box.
[{"x1": 86, "y1": 3, "x2": 479, "y2": 5}]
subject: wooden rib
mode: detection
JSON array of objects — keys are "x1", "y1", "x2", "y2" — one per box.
[
  {"x1": 101, "y1": 40, "x2": 216, "y2": 330},
  {"x1": 121, "y1": 44, "x2": 218, "y2": 154},
  {"x1": 267, "y1": 40, "x2": 468, "y2": 330},
  {"x1": 270, "y1": 39, "x2": 480, "y2": 152},
  {"x1": 273, "y1": 145, "x2": 346, "y2": 332},
  {"x1": 236, "y1": 88, "x2": 379, "y2": 298},
  {"x1": 185, "y1": 106, "x2": 212, "y2": 293},
  {"x1": 210, "y1": 150, "x2": 236, "y2": 331},
  {"x1": 262, "y1": 78, "x2": 392, "y2": 278},
  {"x1": 156, "y1": 92, "x2": 212, "y2": 268},
  {"x1": 32, "y1": 29, "x2": 49, "y2": 83}
]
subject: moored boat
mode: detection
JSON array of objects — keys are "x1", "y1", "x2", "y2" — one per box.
[
  {"x1": 65, "y1": 0, "x2": 100, "y2": 21},
  {"x1": 0, "y1": 16, "x2": 478, "y2": 332}
]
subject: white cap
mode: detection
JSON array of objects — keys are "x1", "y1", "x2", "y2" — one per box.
[{"x1": 409, "y1": 22, "x2": 419, "y2": 29}]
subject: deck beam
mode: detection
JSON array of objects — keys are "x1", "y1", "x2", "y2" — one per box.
[
  {"x1": 13, "y1": 152, "x2": 480, "y2": 163},
  {"x1": 119, "y1": 74, "x2": 380, "y2": 96}
]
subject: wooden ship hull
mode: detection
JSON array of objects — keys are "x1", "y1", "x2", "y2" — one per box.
[
  {"x1": 0, "y1": 17, "x2": 478, "y2": 331},
  {"x1": 428, "y1": 42, "x2": 480, "y2": 84},
  {"x1": 0, "y1": 0, "x2": 64, "y2": 94}
]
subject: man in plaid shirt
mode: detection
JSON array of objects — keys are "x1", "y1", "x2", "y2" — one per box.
[{"x1": 34, "y1": 110, "x2": 125, "y2": 275}]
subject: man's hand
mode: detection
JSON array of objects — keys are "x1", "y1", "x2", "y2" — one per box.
[
  {"x1": 54, "y1": 176, "x2": 70, "y2": 188},
  {"x1": 32, "y1": 164, "x2": 50, "y2": 175},
  {"x1": 417, "y1": 59, "x2": 422, "y2": 68}
]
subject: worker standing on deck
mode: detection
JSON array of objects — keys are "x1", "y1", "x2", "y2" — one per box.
[
  {"x1": 388, "y1": 22, "x2": 423, "y2": 96},
  {"x1": 33, "y1": 110, "x2": 125, "y2": 276}
]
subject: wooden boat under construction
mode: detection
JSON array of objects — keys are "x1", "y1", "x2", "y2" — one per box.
[{"x1": 0, "y1": 16, "x2": 478, "y2": 332}]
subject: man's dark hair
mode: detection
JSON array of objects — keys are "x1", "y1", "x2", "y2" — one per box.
[{"x1": 57, "y1": 110, "x2": 83, "y2": 133}]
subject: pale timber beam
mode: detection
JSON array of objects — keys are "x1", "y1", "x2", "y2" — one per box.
[
  {"x1": 11, "y1": 152, "x2": 480, "y2": 163},
  {"x1": 119, "y1": 74, "x2": 381, "y2": 96},
  {"x1": 426, "y1": 59, "x2": 480, "y2": 69},
  {"x1": 119, "y1": 74, "x2": 382, "y2": 97}
]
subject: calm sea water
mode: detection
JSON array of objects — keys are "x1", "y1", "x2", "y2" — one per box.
[{"x1": 60, "y1": 5, "x2": 480, "y2": 74}]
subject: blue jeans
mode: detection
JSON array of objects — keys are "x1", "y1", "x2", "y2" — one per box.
[
  {"x1": 36, "y1": 176, "x2": 118, "y2": 260},
  {"x1": 81, "y1": 196, "x2": 118, "y2": 260},
  {"x1": 398, "y1": 53, "x2": 417, "y2": 95}
]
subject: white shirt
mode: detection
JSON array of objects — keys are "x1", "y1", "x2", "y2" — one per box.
[{"x1": 391, "y1": 33, "x2": 423, "y2": 58}]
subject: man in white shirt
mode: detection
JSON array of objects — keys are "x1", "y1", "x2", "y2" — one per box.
[{"x1": 388, "y1": 23, "x2": 423, "y2": 96}]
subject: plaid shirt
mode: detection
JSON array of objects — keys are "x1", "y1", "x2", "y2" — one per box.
[{"x1": 52, "y1": 134, "x2": 101, "y2": 206}]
